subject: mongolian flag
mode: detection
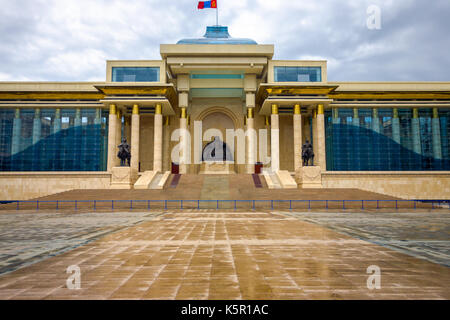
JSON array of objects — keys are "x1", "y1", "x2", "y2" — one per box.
[{"x1": 198, "y1": 0, "x2": 217, "y2": 9}]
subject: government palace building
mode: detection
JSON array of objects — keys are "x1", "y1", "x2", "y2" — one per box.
[{"x1": 1, "y1": 25, "x2": 449, "y2": 200}]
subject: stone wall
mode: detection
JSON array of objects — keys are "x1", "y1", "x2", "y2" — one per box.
[
  {"x1": 322, "y1": 171, "x2": 450, "y2": 199},
  {"x1": 0, "y1": 172, "x2": 111, "y2": 200}
]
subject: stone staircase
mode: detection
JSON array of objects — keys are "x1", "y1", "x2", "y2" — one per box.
[{"x1": 30, "y1": 174, "x2": 403, "y2": 206}]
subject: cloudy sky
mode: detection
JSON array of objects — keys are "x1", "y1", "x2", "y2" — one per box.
[{"x1": 0, "y1": 0, "x2": 449, "y2": 82}]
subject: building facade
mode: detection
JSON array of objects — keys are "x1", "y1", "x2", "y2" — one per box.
[{"x1": 1, "y1": 26, "x2": 450, "y2": 200}]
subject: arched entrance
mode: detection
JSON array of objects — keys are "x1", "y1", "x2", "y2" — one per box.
[{"x1": 196, "y1": 108, "x2": 238, "y2": 174}]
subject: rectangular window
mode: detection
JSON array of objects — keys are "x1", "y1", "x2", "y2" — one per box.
[
  {"x1": 112, "y1": 67, "x2": 160, "y2": 82},
  {"x1": 274, "y1": 66, "x2": 322, "y2": 82}
]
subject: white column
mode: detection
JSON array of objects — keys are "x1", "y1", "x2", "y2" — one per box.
[
  {"x1": 179, "y1": 107, "x2": 188, "y2": 174},
  {"x1": 153, "y1": 104, "x2": 163, "y2": 172},
  {"x1": 265, "y1": 116, "x2": 271, "y2": 164},
  {"x1": 107, "y1": 104, "x2": 117, "y2": 171},
  {"x1": 317, "y1": 104, "x2": 326, "y2": 171},
  {"x1": 271, "y1": 104, "x2": 280, "y2": 172},
  {"x1": 131, "y1": 104, "x2": 140, "y2": 173},
  {"x1": 163, "y1": 116, "x2": 171, "y2": 172},
  {"x1": 246, "y1": 107, "x2": 256, "y2": 173},
  {"x1": 293, "y1": 104, "x2": 302, "y2": 172}
]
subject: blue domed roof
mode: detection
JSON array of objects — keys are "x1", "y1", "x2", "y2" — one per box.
[{"x1": 177, "y1": 26, "x2": 257, "y2": 45}]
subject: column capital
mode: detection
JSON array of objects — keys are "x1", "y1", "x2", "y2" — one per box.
[
  {"x1": 109, "y1": 104, "x2": 117, "y2": 115},
  {"x1": 34, "y1": 108, "x2": 41, "y2": 117},
  {"x1": 116, "y1": 109, "x2": 122, "y2": 120},
  {"x1": 353, "y1": 107, "x2": 359, "y2": 118},
  {"x1": 247, "y1": 107, "x2": 254, "y2": 119},
  {"x1": 164, "y1": 116, "x2": 170, "y2": 126},
  {"x1": 265, "y1": 116, "x2": 270, "y2": 126},
  {"x1": 271, "y1": 104, "x2": 279, "y2": 115},
  {"x1": 155, "y1": 103, "x2": 162, "y2": 115},
  {"x1": 393, "y1": 108, "x2": 399, "y2": 118},
  {"x1": 372, "y1": 108, "x2": 378, "y2": 118},
  {"x1": 317, "y1": 104, "x2": 324, "y2": 115},
  {"x1": 181, "y1": 107, "x2": 187, "y2": 119},
  {"x1": 132, "y1": 104, "x2": 140, "y2": 115},
  {"x1": 413, "y1": 108, "x2": 419, "y2": 119},
  {"x1": 433, "y1": 107, "x2": 439, "y2": 119},
  {"x1": 14, "y1": 108, "x2": 20, "y2": 118},
  {"x1": 333, "y1": 107, "x2": 339, "y2": 118},
  {"x1": 294, "y1": 104, "x2": 301, "y2": 115}
]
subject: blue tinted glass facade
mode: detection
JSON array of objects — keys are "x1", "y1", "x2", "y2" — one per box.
[
  {"x1": 325, "y1": 108, "x2": 450, "y2": 171},
  {"x1": 274, "y1": 67, "x2": 321, "y2": 82},
  {"x1": 0, "y1": 108, "x2": 108, "y2": 171},
  {"x1": 112, "y1": 67, "x2": 159, "y2": 82}
]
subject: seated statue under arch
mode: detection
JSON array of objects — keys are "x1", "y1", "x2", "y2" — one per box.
[{"x1": 202, "y1": 136, "x2": 233, "y2": 162}]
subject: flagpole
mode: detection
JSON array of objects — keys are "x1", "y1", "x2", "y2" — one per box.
[{"x1": 216, "y1": 6, "x2": 219, "y2": 26}]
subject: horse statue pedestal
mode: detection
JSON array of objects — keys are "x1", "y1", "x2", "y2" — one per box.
[
  {"x1": 295, "y1": 166, "x2": 323, "y2": 188},
  {"x1": 199, "y1": 161, "x2": 235, "y2": 174},
  {"x1": 110, "y1": 166, "x2": 137, "y2": 189}
]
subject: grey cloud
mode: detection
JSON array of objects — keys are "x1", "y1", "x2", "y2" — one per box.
[{"x1": 0, "y1": 0, "x2": 448, "y2": 81}]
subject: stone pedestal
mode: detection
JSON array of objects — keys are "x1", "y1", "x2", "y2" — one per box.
[
  {"x1": 110, "y1": 167, "x2": 136, "y2": 189},
  {"x1": 199, "y1": 161, "x2": 235, "y2": 174},
  {"x1": 296, "y1": 166, "x2": 323, "y2": 188}
]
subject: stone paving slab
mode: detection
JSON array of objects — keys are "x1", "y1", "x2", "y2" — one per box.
[
  {"x1": 0, "y1": 211, "x2": 163, "y2": 275},
  {"x1": 284, "y1": 211, "x2": 450, "y2": 267},
  {"x1": 0, "y1": 210, "x2": 449, "y2": 300}
]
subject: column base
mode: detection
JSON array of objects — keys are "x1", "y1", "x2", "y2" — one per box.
[
  {"x1": 295, "y1": 166, "x2": 323, "y2": 188},
  {"x1": 110, "y1": 166, "x2": 137, "y2": 189}
]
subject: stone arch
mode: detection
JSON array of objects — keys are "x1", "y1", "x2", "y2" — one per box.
[
  {"x1": 196, "y1": 107, "x2": 240, "y2": 130},
  {"x1": 195, "y1": 107, "x2": 240, "y2": 163}
]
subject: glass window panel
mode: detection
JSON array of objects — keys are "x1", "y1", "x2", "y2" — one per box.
[
  {"x1": 112, "y1": 67, "x2": 159, "y2": 82},
  {"x1": 325, "y1": 107, "x2": 450, "y2": 171},
  {"x1": 274, "y1": 66, "x2": 322, "y2": 82},
  {"x1": 0, "y1": 108, "x2": 108, "y2": 172}
]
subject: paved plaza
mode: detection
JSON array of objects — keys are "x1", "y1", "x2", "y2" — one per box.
[{"x1": 0, "y1": 210, "x2": 448, "y2": 300}]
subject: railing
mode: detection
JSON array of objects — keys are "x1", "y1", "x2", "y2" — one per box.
[{"x1": 0, "y1": 199, "x2": 449, "y2": 211}]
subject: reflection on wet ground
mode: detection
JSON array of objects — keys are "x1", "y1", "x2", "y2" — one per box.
[
  {"x1": 285, "y1": 211, "x2": 450, "y2": 267},
  {"x1": 0, "y1": 210, "x2": 448, "y2": 300}
]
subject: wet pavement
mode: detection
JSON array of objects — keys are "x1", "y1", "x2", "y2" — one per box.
[
  {"x1": 285, "y1": 211, "x2": 450, "y2": 267},
  {"x1": 0, "y1": 210, "x2": 448, "y2": 300},
  {"x1": 0, "y1": 211, "x2": 163, "y2": 275}
]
